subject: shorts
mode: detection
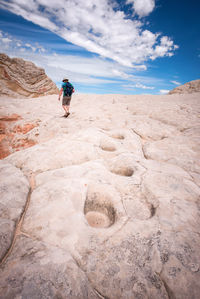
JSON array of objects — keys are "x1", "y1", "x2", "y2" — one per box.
[{"x1": 62, "y1": 96, "x2": 71, "y2": 106}]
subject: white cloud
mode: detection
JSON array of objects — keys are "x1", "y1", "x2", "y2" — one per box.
[
  {"x1": 2, "y1": 37, "x2": 12, "y2": 43},
  {"x1": 0, "y1": 35, "x2": 128, "y2": 84},
  {"x1": 25, "y1": 43, "x2": 36, "y2": 52},
  {"x1": 39, "y1": 47, "x2": 46, "y2": 53},
  {"x1": 171, "y1": 80, "x2": 181, "y2": 85},
  {"x1": 46, "y1": 54, "x2": 124, "y2": 79},
  {"x1": 0, "y1": 28, "x2": 169, "y2": 94},
  {"x1": 135, "y1": 83, "x2": 154, "y2": 89},
  {"x1": 151, "y1": 36, "x2": 178, "y2": 60},
  {"x1": 127, "y1": 0, "x2": 155, "y2": 17},
  {"x1": 123, "y1": 83, "x2": 155, "y2": 89},
  {"x1": 0, "y1": 0, "x2": 178, "y2": 68},
  {"x1": 0, "y1": 31, "x2": 47, "y2": 54},
  {"x1": 1, "y1": 32, "x2": 165, "y2": 90},
  {"x1": 160, "y1": 89, "x2": 170, "y2": 94}
]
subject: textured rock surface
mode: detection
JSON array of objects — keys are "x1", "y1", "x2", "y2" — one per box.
[
  {"x1": 0, "y1": 53, "x2": 58, "y2": 98},
  {"x1": 0, "y1": 235, "x2": 98, "y2": 299},
  {"x1": 0, "y1": 92, "x2": 200, "y2": 298},
  {"x1": 0, "y1": 162, "x2": 29, "y2": 261},
  {"x1": 169, "y1": 79, "x2": 200, "y2": 94}
]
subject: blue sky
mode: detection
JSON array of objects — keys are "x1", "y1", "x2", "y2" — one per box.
[{"x1": 0, "y1": 0, "x2": 199, "y2": 94}]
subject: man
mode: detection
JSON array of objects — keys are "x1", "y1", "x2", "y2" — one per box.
[{"x1": 58, "y1": 78, "x2": 74, "y2": 117}]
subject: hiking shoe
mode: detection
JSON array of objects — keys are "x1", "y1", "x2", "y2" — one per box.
[{"x1": 65, "y1": 112, "x2": 70, "y2": 117}]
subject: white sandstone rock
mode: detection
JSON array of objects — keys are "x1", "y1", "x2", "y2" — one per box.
[{"x1": 0, "y1": 91, "x2": 200, "y2": 298}]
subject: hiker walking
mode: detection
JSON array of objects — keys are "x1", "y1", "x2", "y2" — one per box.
[{"x1": 58, "y1": 78, "x2": 74, "y2": 117}]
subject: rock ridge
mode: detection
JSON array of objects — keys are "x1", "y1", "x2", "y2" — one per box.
[
  {"x1": 169, "y1": 79, "x2": 200, "y2": 94},
  {"x1": 0, "y1": 53, "x2": 58, "y2": 98}
]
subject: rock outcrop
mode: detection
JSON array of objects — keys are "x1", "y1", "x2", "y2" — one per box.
[
  {"x1": 0, "y1": 92, "x2": 200, "y2": 298},
  {"x1": 0, "y1": 53, "x2": 58, "y2": 98},
  {"x1": 169, "y1": 79, "x2": 200, "y2": 94}
]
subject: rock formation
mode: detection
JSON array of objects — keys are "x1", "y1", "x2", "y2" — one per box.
[
  {"x1": 0, "y1": 53, "x2": 58, "y2": 98},
  {"x1": 169, "y1": 79, "x2": 200, "y2": 94},
  {"x1": 0, "y1": 91, "x2": 200, "y2": 298}
]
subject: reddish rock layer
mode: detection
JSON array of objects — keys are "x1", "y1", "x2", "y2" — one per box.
[{"x1": 0, "y1": 114, "x2": 37, "y2": 159}]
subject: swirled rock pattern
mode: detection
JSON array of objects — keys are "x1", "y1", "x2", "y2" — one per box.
[
  {"x1": 0, "y1": 53, "x2": 58, "y2": 98},
  {"x1": 0, "y1": 91, "x2": 200, "y2": 298}
]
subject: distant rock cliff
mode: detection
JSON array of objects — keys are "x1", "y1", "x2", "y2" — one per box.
[
  {"x1": 0, "y1": 53, "x2": 58, "y2": 98},
  {"x1": 169, "y1": 79, "x2": 200, "y2": 94}
]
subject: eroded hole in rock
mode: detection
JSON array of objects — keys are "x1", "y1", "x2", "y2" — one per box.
[
  {"x1": 150, "y1": 205, "x2": 156, "y2": 217},
  {"x1": 111, "y1": 166, "x2": 134, "y2": 177},
  {"x1": 100, "y1": 144, "x2": 116, "y2": 152},
  {"x1": 85, "y1": 211, "x2": 111, "y2": 228},
  {"x1": 84, "y1": 194, "x2": 116, "y2": 228},
  {"x1": 111, "y1": 133, "x2": 125, "y2": 140}
]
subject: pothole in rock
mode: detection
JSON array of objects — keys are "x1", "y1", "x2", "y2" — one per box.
[
  {"x1": 85, "y1": 211, "x2": 111, "y2": 228},
  {"x1": 100, "y1": 143, "x2": 116, "y2": 152},
  {"x1": 84, "y1": 194, "x2": 116, "y2": 228},
  {"x1": 111, "y1": 133, "x2": 125, "y2": 140},
  {"x1": 111, "y1": 166, "x2": 134, "y2": 177}
]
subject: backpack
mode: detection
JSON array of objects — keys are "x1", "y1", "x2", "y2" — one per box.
[{"x1": 63, "y1": 82, "x2": 74, "y2": 96}]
